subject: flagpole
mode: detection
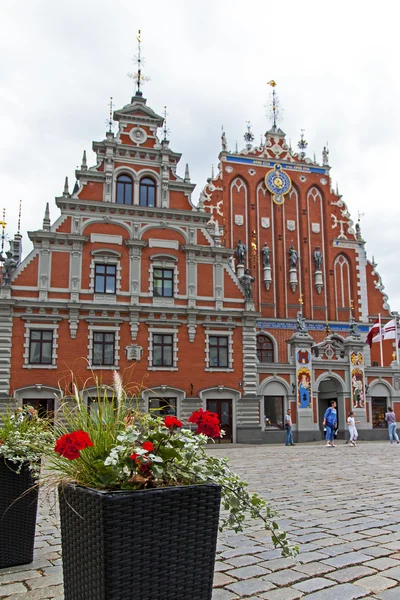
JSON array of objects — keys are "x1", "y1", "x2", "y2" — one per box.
[{"x1": 379, "y1": 313, "x2": 383, "y2": 367}]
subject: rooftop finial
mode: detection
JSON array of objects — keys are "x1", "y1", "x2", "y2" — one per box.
[
  {"x1": 17, "y1": 200, "x2": 22, "y2": 235},
  {"x1": 297, "y1": 129, "x2": 308, "y2": 160},
  {"x1": 267, "y1": 80, "x2": 280, "y2": 131},
  {"x1": 184, "y1": 163, "x2": 190, "y2": 182},
  {"x1": 163, "y1": 106, "x2": 170, "y2": 141},
  {"x1": 244, "y1": 121, "x2": 254, "y2": 151},
  {"x1": 211, "y1": 164, "x2": 215, "y2": 178},
  {"x1": 128, "y1": 29, "x2": 150, "y2": 98},
  {"x1": 106, "y1": 97, "x2": 114, "y2": 133},
  {"x1": 81, "y1": 150, "x2": 87, "y2": 171},
  {"x1": 63, "y1": 177, "x2": 70, "y2": 197},
  {"x1": 0, "y1": 208, "x2": 6, "y2": 254},
  {"x1": 43, "y1": 202, "x2": 51, "y2": 232}
]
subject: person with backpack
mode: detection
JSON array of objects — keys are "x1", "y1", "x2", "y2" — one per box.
[{"x1": 323, "y1": 400, "x2": 337, "y2": 447}]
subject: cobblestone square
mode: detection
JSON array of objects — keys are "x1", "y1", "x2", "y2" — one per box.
[{"x1": 2, "y1": 441, "x2": 400, "y2": 599}]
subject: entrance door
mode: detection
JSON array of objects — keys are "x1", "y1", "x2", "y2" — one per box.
[
  {"x1": 23, "y1": 399, "x2": 55, "y2": 423},
  {"x1": 206, "y1": 399, "x2": 233, "y2": 443}
]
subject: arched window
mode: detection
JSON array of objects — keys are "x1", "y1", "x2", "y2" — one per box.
[
  {"x1": 257, "y1": 335, "x2": 274, "y2": 363},
  {"x1": 116, "y1": 174, "x2": 133, "y2": 205},
  {"x1": 140, "y1": 177, "x2": 156, "y2": 207}
]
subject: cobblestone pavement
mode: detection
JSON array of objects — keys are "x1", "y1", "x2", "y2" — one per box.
[{"x1": 2, "y1": 441, "x2": 400, "y2": 599}]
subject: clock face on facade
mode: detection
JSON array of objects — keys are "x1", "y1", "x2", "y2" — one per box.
[{"x1": 264, "y1": 164, "x2": 292, "y2": 205}]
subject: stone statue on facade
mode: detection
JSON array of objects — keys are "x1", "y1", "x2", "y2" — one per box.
[
  {"x1": 313, "y1": 246, "x2": 323, "y2": 270},
  {"x1": 235, "y1": 240, "x2": 246, "y2": 265},
  {"x1": 261, "y1": 243, "x2": 271, "y2": 267},
  {"x1": 296, "y1": 311, "x2": 308, "y2": 334},
  {"x1": 349, "y1": 313, "x2": 361, "y2": 338},
  {"x1": 0, "y1": 251, "x2": 18, "y2": 285},
  {"x1": 322, "y1": 145, "x2": 329, "y2": 166},
  {"x1": 221, "y1": 129, "x2": 227, "y2": 152},
  {"x1": 239, "y1": 268, "x2": 255, "y2": 300},
  {"x1": 288, "y1": 244, "x2": 298, "y2": 269}
]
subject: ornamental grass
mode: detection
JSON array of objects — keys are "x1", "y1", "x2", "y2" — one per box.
[{"x1": 46, "y1": 371, "x2": 298, "y2": 558}]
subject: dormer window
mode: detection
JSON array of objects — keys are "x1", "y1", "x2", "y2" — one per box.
[
  {"x1": 116, "y1": 174, "x2": 133, "y2": 205},
  {"x1": 139, "y1": 177, "x2": 156, "y2": 207}
]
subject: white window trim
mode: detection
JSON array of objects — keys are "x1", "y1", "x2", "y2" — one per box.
[
  {"x1": 148, "y1": 327, "x2": 178, "y2": 371},
  {"x1": 23, "y1": 323, "x2": 59, "y2": 369},
  {"x1": 88, "y1": 325, "x2": 120, "y2": 370},
  {"x1": 149, "y1": 259, "x2": 179, "y2": 304},
  {"x1": 90, "y1": 257, "x2": 121, "y2": 302},
  {"x1": 205, "y1": 330, "x2": 234, "y2": 372}
]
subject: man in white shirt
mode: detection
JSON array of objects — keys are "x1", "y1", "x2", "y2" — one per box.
[{"x1": 284, "y1": 408, "x2": 295, "y2": 446}]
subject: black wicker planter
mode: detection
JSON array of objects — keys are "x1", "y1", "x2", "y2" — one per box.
[
  {"x1": 59, "y1": 483, "x2": 221, "y2": 600},
  {"x1": 0, "y1": 459, "x2": 39, "y2": 568}
]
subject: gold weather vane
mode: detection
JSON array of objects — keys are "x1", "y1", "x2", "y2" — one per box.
[
  {"x1": 127, "y1": 29, "x2": 150, "y2": 96},
  {"x1": 350, "y1": 299, "x2": 354, "y2": 311},
  {"x1": 266, "y1": 80, "x2": 280, "y2": 130},
  {"x1": 299, "y1": 294, "x2": 304, "y2": 305},
  {"x1": 0, "y1": 208, "x2": 6, "y2": 253}
]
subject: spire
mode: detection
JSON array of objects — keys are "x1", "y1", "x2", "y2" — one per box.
[
  {"x1": 235, "y1": 141, "x2": 238, "y2": 153},
  {"x1": 297, "y1": 129, "x2": 308, "y2": 160},
  {"x1": 42, "y1": 202, "x2": 51, "y2": 232},
  {"x1": 106, "y1": 97, "x2": 114, "y2": 133},
  {"x1": 163, "y1": 106, "x2": 169, "y2": 141},
  {"x1": 211, "y1": 164, "x2": 215, "y2": 178},
  {"x1": 336, "y1": 182, "x2": 339, "y2": 196},
  {"x1": 63, "y1": 177, "x2": 70, "y2": 197},
  {"x1": 81, "y1": 150, "x2": 87, "y2": 171},
  {"x1": 244, "y1": 121, "x2": 254, "y2": 151},
  {"x1": 128, "y1": 29, "x2": 150, "y2": 99},
  {"x1": 313, "y1": 152, "x2": 316, "y2": 163},
  {"x1": 184, "y1": 163, "x2": 190, "y2": 182},
  {"x1": 17, "y1": 200, "x2": 22, "y2": 235}
]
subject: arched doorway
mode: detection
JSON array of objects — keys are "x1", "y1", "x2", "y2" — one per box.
[{"x1": 317, "y1": 376, "x2": 345, "y2": 438}]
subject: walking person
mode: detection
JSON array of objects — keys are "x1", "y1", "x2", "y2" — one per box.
[
  {"x1": 385, "y1": 407, "x2": 400, "y2": 444},
  {"x1": 284, "y1": 408, "x2": 295, "y2": 446},
  {"x1": 323, "y1": 400, "x2": 337, "y2": 447},
  {"x1": 347, "y1": 411, "x2": 359, "y2": 447}
]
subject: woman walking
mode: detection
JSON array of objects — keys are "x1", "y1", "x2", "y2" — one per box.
[{"x1": 323, "y1": 400, "x2": 337, "y2": 447}]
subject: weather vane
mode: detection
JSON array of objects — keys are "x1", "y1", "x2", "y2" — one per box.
[
  {"x1": 267, "y1": 80, "x2": 281, "y2": 130},
  {"x1": 297, "y1": 129, "x2": 308, "y2": 159},
  {"x1": 106, "y1": 97, "x2": 114, "y2": 133},
  {"x1": 350, "y1": 299, "x2": 354, "y2": 312},
  {"x1": 244, "y1": 121, "x2": 254, "y2": 150},
  {"x1": 299, "y1": 293, "x2": 304, "y2": 305},
  {"x1": 127, "y1": 29, "x2": 150, "y2": 96},
  {"x1": 17, "y1": 200, "x2": 22, "y2": 235}
]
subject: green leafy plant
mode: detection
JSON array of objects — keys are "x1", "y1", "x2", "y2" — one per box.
[
  {"x1": 48, "y1": 373, "x2": 298, "y2": 558},
  {"x1": 0, "y1": 405, "x2": 55, "y2": 476}
]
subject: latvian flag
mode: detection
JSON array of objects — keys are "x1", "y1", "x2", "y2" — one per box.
[{"x1": 366, "y1": 320, "x2": 380, "y2": 347}]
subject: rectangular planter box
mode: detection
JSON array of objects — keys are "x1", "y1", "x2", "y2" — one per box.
[
  {"x1": 59, "y1": 483, "x2": 221, "y2": 600},
  {"x1": 0, "y1": 459, "x2": 39, "y2": 569}
]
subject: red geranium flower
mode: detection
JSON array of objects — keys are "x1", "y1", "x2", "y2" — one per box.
[
  {"x1": 188, "y1": 409, "x2": 221, "y2": 438},
  {"x1": 142, "y1": 441, "x2": 154, "y2": 452},
  {"x1": 54, "y1": 430, "x2": 93, "y2": 461},
  {"x1": 130, "y1": 452, "x2": 139, "y2": 461},
  {"x1": 164, "y1": 416, "x2": 182, "y2": 430}
]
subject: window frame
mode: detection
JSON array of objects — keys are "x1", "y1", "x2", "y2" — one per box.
[
  {"x1": 152, "y1": 333, "x2": 174, "y2": 367},
  {"x1": 139, "y1": 177, "x2": 156, "y2": 207},
  {"x1": 28, "y1": 329, "x2": 54, "y2": 365},
  {"x1": 94, "y1": 263, "x2": 117, "y2": 295},
  {"x1": 148, "y1": 328, "x2": 178, "y2": 371},
  {"x1": 208, "y1": 335, "x2": 229, "y2": 369},
  {"x1": 257, "y1": 334, "x2": 274, "y2": 363},
  {"x1": 116, "y1": 174, "x2": 133, "y2": 205},
  {"x1": 205, "y1": 331, "x2": 234, "y2": 372},
  {"x1": 153, "y1": 267, "x2": 174, "y2": 298},
  {"x1": 92, "y1": 332, "x2": 116, "y2": 367}
]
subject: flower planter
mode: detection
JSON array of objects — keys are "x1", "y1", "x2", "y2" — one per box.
[
  {"x1": 59, "y1": 482, "x2": 221, "y2": 600},
  {"x1": 0, "y1": 459, "x2": 39, "y2": 568}
]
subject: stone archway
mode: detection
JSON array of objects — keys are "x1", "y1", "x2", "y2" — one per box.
[{"x1": 316, "y1": 376, "x2": 345, "y2": 438}]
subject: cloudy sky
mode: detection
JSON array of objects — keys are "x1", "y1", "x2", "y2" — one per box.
[{"x1": 1, "y1": 0, "x2": 399, "y2": 310}]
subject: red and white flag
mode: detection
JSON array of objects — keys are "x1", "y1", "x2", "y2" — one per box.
[
  {"x1": 366, "y1": 320, "x2": 380, "y2": 346},
  {"x1": 373, "y1": 318, "x2": 397, "y2": 343}
]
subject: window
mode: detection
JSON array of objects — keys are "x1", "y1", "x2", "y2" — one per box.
[
  {"x1": 264, "y1": 396, "x2": 284, "y2": 429},
  {"x1": 116, "y1": 174, "x2": 133, "y2": 205},
  {"x1": 257, "y1": 335, "x2": 274, "y2": 363},
  {"x1": 149, "y1": 397, "x2": 177, "y2": 417},
  {"x1": 92, "y1": 332, "x2": 115, "y2": 366},
  {"x1": 371, "y1": 397, "x2": 387, "y2": 429},
  {"x1": 29, "y1": 330, "x2": 53, "y2": 364},
  {"x1": 139, "y1": 177, "x2": 156, "y2": 207},
  {"x1": 94, "y1": 264, "x2": 116, "y2": 294},
  {"x1": 153, "y1": 268, "x2": 174, "y2": 297},
  {"x1": 153, "y1": 334, "x2": 173, "y2": 367},
  {"x1": 209, "y1": 336, "x2": 228, "y2": 368}
]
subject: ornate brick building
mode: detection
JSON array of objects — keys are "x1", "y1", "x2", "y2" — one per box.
[{"x1": 1, "y1": 85, "x2": 399, "y2": 442}]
